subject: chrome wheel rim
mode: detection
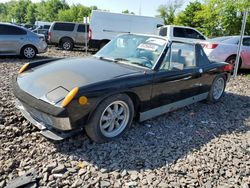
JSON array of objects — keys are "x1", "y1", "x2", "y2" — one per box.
[
  {"x1": 213, "y1": 78, "x2": 225, "y2": 100},
  {"x1": 63, "y1": 42, "x2": 71, "y2": 50},
  {"x1": 100, "y1": 101, "x2": 130, "y2": 138},
  {"x1": 24, "y1": 47, "x2": 35, "y2": 58}
]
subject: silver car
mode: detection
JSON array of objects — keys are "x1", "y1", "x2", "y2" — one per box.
[
  {"x1": 48, "y1": 22, "x2": 89, "y2": 51},
  {"x1": 203, "y1": 36, "x2": 250, "y2": 69},
  {"x1": 0, "y1": 23, "x2": 47, "y2": 59}
]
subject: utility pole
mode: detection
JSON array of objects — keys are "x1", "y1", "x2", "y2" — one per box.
[
  {"x1": 233, "y1": 11, "x2": 248, "y2": 77},
  {"x1": 139, "y1": 0, "x2": 142, "y2": 15}
]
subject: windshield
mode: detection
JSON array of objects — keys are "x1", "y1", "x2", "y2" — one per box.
[{"x1": 95, "y1": 34, "x2": 167, "y2": 69}]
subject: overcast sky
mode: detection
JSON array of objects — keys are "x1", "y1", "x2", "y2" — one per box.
[{"x1": 0, "y1": 0, "x2": 193, "y2": 17}]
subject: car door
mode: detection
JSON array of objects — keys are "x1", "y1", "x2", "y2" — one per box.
[
  {"x1": 151, "y1": 42, "x2": 203, "y2": 109},
  {"x1": 75, "y1": 24, "x2": 88, "y2": 45},
  {"x1": 0, "y1": 24, "x2": 27, "y2": 55},
  {"x1": 241, "y1": 37, "x2": 250, "y2": 68}
]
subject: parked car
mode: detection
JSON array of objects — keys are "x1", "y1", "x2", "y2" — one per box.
[
  {"x1": 89, "y1": 10, "x2": 164, "y2": 49},
  {"x1": 34, "y1": 21, "x2": 52, "y2": 30},
  {"x1": 0, "y1": 22, "x2": 48, "y2": 59},
  {"x1": 158, "y1": 25, "x2": 207, "y2": 42},
  {"x1": 13, "y1": 33, "x2": 232, "y2": 143},
  {"x1": 207, "y1": 36, "x2": 232, "y2": 43},
  {"x1": 48, "y1": 22, "x2": 89, "y2": 51},
  {"x1": 32, "y1": 28, "x2": 49, "y2": 42},
  {"x1": 203, "y1": 36, "x2": 250, "y2": 69}
]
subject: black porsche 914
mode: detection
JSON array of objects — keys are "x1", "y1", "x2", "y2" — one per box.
[{"x1": 13, "y1": 34, "x2": 233, "y2": 143}]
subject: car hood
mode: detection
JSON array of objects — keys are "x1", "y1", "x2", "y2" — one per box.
[{"x1": 17, "y1": 57, "x2": 142, "y2": 104}]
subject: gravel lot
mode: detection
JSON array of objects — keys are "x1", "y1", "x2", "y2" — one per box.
[{"x1": 0, "y1": 47, "x2": 250, "y2": 188}]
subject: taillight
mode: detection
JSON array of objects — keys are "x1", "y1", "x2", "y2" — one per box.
[
  {"x1": 223, "y1": 64, "x2": 233, "y2": 72},
  {"x1": 88, "y1": 28, "x2": 92, "y2": 40},
  {"x1": 204, "y1": 43, "x2": 218, "y2": 49}
]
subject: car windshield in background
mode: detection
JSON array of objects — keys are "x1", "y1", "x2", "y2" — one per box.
[{"x1": 95, "y1": 34, "x2": 167, "y2": 69}]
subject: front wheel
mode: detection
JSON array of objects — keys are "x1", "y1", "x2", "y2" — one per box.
[
  {"x1": 21, "y1": 46, "x2": 37, "y2": 59},
  {"x1": 85, "y1": 94, "x2": 134, "y2": 143},
  {"x1": 207, "y1": 75, "x2": 226, "y2": 103}
]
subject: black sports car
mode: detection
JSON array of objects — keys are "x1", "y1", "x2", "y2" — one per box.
[{"x1": 13, "y1": 34, "x2": 233, "y2": 143}]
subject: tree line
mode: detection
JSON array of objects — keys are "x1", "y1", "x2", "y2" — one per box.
[
  {"x1": 0, "y1": 0, "x2": 97, "y2": 24},
  {"x1": 0, "y1": 0, "x2": 249, "y2": 38},
  {"x1": 157, "y1": 0, "x2": 250, "y2": 37}
]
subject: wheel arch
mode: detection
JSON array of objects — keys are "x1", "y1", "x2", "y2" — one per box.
[
  {"x1": 86, "y1": 91, "x2": 141, "y2": 123},
  {"x1": 225, "y1": 54, "x2": 242, "y2": 68},
  {"x1": 59, "y1": 36, "x2": 75, "y2": 45}
]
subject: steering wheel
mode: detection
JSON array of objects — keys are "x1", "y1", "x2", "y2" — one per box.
[{"x1": 140, "y1": 56, "x2": 153, "y2": 68}]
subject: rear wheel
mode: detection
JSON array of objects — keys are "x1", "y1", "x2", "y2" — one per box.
[
  {"x1": 226, "y1": 55, "x2": 241, "y2": 71},
  {"x1": 21, "y1": 45, "x2": 37, "y2": 59},
  {"x1": 85, "y1": 94, "x2": 134, "y2": 143},
  {"x1": 207, "y1": 75, "x2": 226, "y2": 103},
  {"x1": 61, "y1": 38, "x2": 73, "y2": 51}
]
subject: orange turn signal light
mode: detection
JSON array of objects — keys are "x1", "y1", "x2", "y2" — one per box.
[
  {"x1": 79, "y1": 96, "x2": 88, "y2": 105},
  {"x1": 61, "y1": 87, "x2": 79, "y2": 107},
  {"x1": 18, "y1": 63, "x2": 29, "y2": 74}
]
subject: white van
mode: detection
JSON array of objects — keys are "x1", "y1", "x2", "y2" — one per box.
[{"x1": 89, "y1": 10, "x2": 164, "y2": 49}]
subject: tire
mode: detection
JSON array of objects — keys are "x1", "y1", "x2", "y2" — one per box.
[
  {"x1": 60, "y1": 38, "x2": 73, "y2": 51},
  {"x1": 226, "y1": 55, "x2": 241, "y2": 70},
  {"x1": 21, "y1": 45, "x2": 37, "y2": 59},
  {"x1": 85, "y1": 94, "x2": 134, "y2": 143},
  {"x1": 207, "y1": 75, "x2": 226, "y2": 103}
]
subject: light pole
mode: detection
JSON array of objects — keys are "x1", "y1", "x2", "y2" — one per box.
[{"x1": 233, "y1": 10, "x2": 248, "y2": 77}]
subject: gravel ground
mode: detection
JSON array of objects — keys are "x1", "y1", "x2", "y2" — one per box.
[{"x1": 0, "y1": 47, "x2": 250, "y2": 188}]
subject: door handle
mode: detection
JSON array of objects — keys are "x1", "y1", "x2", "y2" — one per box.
[
  {"x1": 182, "y1": 76, "x2": 192, "y2": 80},
  {"x1": 170, "y1": 76, "x2": 192, "y2": 82}
]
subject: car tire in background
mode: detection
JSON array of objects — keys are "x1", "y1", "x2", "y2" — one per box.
[
  {"x1": 207, "y1": 75, "x2": 226, "y2": 103},
  {"x1": 60, "y1": 38, "x2": 74, "y2": 51},
  {"x1": 226, "y1": 55, "x2": 242, "y2": 71},
  {"x1": 85, "y1": 94, "x2": 134, "y2": 143},
  {"x1": 21, "y1": 45, "x2": 37, "y2": 59}
]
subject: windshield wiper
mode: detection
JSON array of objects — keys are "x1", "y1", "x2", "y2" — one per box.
[
  {"x1": 98, "y1": 56, "x2": 116, "y2": 62},
  {"x1": 130, "y1": 62, "x2": 150, "y2": 68},
  {"x1": 114, "y1": 58, "x2": 129, "y2": 62}
]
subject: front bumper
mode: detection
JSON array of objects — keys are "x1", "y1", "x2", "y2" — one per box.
[
  {"x1": 12, "y1": 77, "x2": 82, "y2": 140},
  {"x1": 37, "y1": 41, "x2": 48, "y2": 54},
  {"x1": 16, "y1": 100, "x2": 77, "y2": 140}
]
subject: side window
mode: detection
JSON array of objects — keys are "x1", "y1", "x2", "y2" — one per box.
[
  {"x1": 186, "y1": 28, "x2": 205, "y2": 40},
  {"x1": 53, "y1": 23, "x2": 75, "y2": 31},
  {"x1": 243, "y1": 38, "x2": 250, "y2": 46},
  {"x1": 173, "y1": 27, "x2": 186, "y2": 38},
  {"x1": 0, "y1": 25, "x2": 26, "y2": 35},
  {"x1": 77, "y1": 24, "x2": 89, "y2": 32},
  {"x1": 159, "y1": 27, "x2": 168, "y2": 36},
  {"x1": 160, "y1": 42, "x2": 196, "y2": 71}
]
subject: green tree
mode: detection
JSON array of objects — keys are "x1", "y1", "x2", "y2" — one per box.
[
  {"x1": 9, "y1": 0, "x2": 30, "y2": 23},
  {"x1": 174, "y1": 1, "x2": 204, "y2": 28},
  {"x1": 157, "y1": 0, "x2": 182, "y2": 25},
  {"x1": 26, "y1": 3, "x2": 37, "y2": 24},
  {"x1": 195, "y1": 0, "x2": 250, "y2": 37},
  {"x1": 122, "y1": 10, "x2": 135, "y2": 14}
]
